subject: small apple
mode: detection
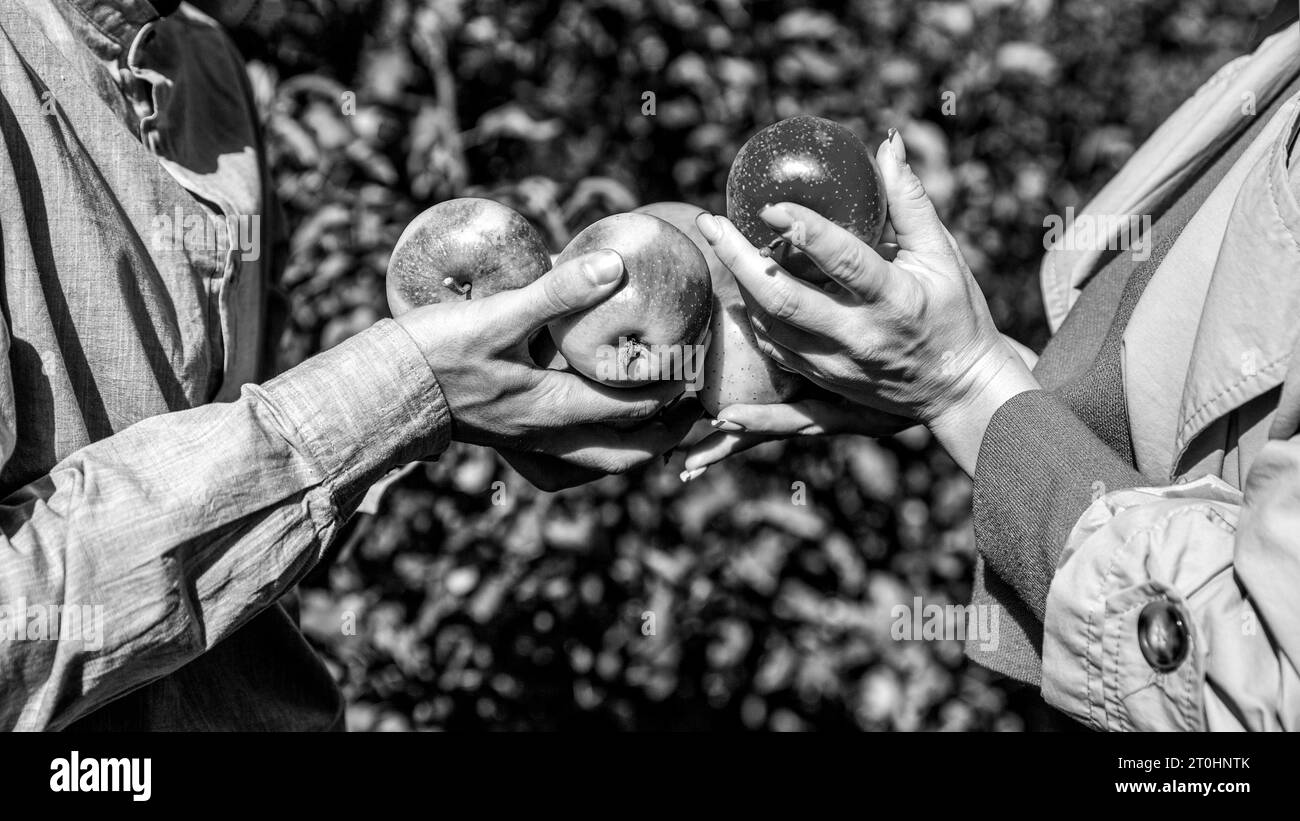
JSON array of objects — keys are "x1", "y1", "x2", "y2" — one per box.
[
  {"x1": 726, "y1": 115, "x2": 887, "y2": 283},
  {"x1": 386, "y1": 197, "x2": 551, "y2": 315},
  {"x1": 548, "y1": 213, "x2": 711, "y2": 388},
  {"x1": 634, "y1": 202, "x2": 801, "y2": 415}
]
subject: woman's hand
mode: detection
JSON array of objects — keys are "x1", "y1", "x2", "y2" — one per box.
[{"x1": 693, "y1": 130, "x2": 1039, "y2": 474}]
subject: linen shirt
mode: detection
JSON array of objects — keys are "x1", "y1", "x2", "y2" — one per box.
[{"x1": 0, "y1": 0, "x2": 452, "y2": 730}]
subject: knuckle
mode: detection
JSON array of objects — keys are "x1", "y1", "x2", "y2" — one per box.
[
  {"x1": 824, "y1": 238, "x2": 868, "y2": 280},
  {"x1": 539, "y1": 273, "x2": 570, "y2": 314},
  {"x1": 796, "y1": 216, "x2": 828, "y2": 248},
  {"x1": 765, "y1": 282, "x2": 800, "y2": 321},
  {"x1": 899, "y1": 168, "x2": 930, "y2": 203}
]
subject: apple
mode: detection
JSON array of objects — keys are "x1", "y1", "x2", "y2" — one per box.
[
  {"x1": 634, "y1": 202, "x2": 801, "y2": 415},
  {"x1": 548, "y1": 213, "x2": 711, "y2": 388},
  {"x1": 386, "y1": 197, "x2": 551, "y2": 315},
  {"x1": 726, "y1": 115, "x2": 887, "y2": 283}
]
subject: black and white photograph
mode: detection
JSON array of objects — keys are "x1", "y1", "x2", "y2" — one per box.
[{"x1": 0, "y1": 0, "x2": 1297, "y2": 797}]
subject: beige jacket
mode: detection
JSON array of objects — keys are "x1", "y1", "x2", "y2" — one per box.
[{"x1": 1038, "y1": 25, "x2": 1300, "y2": 730}]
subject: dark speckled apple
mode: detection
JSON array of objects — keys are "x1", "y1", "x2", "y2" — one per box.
[
  {"x1": 726, "y1": 115, "x2": 887, "y2": 283},
  {"x1": 386, "y1": 198, "x2": 551, "y2": 316},
  {"x1": 548, "y1": 213, "x2": 712, "y2": 388}
]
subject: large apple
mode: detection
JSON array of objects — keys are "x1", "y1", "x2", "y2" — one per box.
[
  {"x1": 548, "y1": 213, "x2": 711, "y2": 388},
  {"x1": 386, "y1": 197, "x2": 551, "y2": 315},
  {"x1": 727, "y1": 115, "x2": 887, "y2": 283},
  {"x1": 634, "y1": 202, "x2": 801, "y2": 416}
]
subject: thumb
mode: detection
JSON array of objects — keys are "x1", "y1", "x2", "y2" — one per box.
[
  {"x1": 499, "y1": 249, "x2": 625, "y2": 336},
  {"x1": 876, "y1": 129, "x2": 950, "y2": 259}
]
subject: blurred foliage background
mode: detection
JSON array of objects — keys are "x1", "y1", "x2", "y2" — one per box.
[{"x1": 219, "y1": 0, "x2": 1272, "y2": 730}]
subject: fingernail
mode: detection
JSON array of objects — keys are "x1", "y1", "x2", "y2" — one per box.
[
  {"x1": 886, "y1": 127, "x2": 906, "y2": 164},
  {"x1": 711, "y1": 418, "x2": 745, "y2": 432},
  {"x1": 679, "y1": 466, "x2": 707, "y2": 482},
  {"x1": 583, "y1": 250, "x2": 624, "y2": 285},
  {"x1": 759, "y1": 203, "x2": 796, "y2": 232},
  {"x1": 695, "y1": 213, "x2": 722, "y2": 243}
]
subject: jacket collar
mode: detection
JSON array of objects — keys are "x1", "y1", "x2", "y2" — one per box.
[
  {"x1": 1039, "y1": 25, "x2": 1300, "y2": 333},
  {"x1": 1173, "y1": 94, "x2": 1300, "y2": 463}
]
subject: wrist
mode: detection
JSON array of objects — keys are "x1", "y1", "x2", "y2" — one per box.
[
  {"x1": 260, "y1": 319, "x2": 454, "y2": 503},
  {"x1": 928, "y1": 338, "x2": 1039, "y2": 475}
]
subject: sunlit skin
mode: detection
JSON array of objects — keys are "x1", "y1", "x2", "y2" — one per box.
[
  {"x1": 386, "y1": 202, "x2": 698, "y2": 490},
  {"x1": 686, "y1": 130, "x2": 1040, "y2": 478}
]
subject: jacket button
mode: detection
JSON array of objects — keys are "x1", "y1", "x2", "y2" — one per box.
[{"x1": 1137, "y1": 599, "x2": 1190, "y2": 672}]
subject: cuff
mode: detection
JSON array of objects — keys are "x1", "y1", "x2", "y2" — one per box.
[
  {"x1": 1041, "y1": 477, "x2": 1242, "y2": 731},
  {"x1": 972, "y1": 390, "x2": 1144, "y2": 619},
  {"x1": 257, "y1": 319, "x2": 452, "y2": 504}
]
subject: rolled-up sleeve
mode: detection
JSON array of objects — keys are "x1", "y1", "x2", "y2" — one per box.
[
  {"x1": 1041, "y1": 441, "x2": 1300, "y2": 731},
  {"x1": 0, "y1": 318, "x2": 451, "y2": 730}
]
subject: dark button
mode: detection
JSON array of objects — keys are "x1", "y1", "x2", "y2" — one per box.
[{"x1": 1137, "y1": 599, "x2": 1190, "y2": 672}]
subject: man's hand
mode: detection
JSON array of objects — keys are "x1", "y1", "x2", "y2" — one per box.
[{"x1": 395, "y1": 250, "x2": 697, "y2": 486}]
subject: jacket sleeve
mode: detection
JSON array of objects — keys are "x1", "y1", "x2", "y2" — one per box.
[
  {"x1": 1039, "y1": 435, "x2": 1300, "y2": 731},
  {"x1": 971, "y1": 390, "x2": 1146, "y2": 621},
  {"x1": 0, "y1": 318, "x2": 451, "y2": 730}
]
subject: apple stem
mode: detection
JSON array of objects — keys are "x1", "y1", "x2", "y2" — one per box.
[
  {"x1": 620, "y1": 336, "x2": 651, "y2": 380},
  {"x1": 442, "y1": 276, "x2": 472, "y2": 297},
  {"x1": 759, "y1": 236, "x2": 789, "y2": 259}
]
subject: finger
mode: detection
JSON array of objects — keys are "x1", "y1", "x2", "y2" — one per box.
[
  {"x1": 747, "y1": 308, "x2": 830, "y2": 362},
  {"x1": 539, "y1": 418, "x2": 686, "y2": 474},
  {"x1": 712, "y1": 401, "x2": 843, "y2": 435},
  {"x1": 695, "y1": 213, "x2": 845, "y2": 336},
  {"x1": 876, "y1": 130, "x2": 952, "y2": 260},
  {"x1": 680, "y1": 430, "x2": 769, "y2": 474},
  {"x1": 758, "y1": 203, "x2": 893, "y2": 301},
  {"x1": 715, "y1": 399, "x2": 912, "y2": 436},
  {"x1": 747, "y1": 325, "x2": 809, "y2": 375},
  {"x1": 495, "y1": 249, "x2": 625, "y2": 338},
  {"x1": 538, "y1": 371, "x2": 680, "y2": 426}
]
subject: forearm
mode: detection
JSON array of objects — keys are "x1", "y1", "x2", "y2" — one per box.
[
  {"x1": 964, "y1": 389, "x2": 1145, "y2": 619},
  {"x1": 0, "y1": 319, "x2": 450, "y2": 730}
]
